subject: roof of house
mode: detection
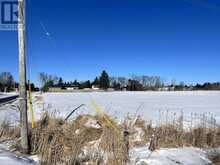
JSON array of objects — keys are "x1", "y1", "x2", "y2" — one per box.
[{"x1": 49, "y1": 84, "x2": 79, "y2": 88}]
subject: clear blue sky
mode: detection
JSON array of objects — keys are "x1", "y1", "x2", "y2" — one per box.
[{"x1": 0, "y1": 0, "x2": 220, "y2": 85}]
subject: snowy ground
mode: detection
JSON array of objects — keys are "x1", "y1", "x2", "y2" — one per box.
[
  {"x1": 0, "y1": 93, "x2": 15, "y2": 98},
  {"x1": 33, "y1": 91, "x2": 220, "y2": 124},
  {"x1": 0, "y1": 143, "x2": 38, "y2": 165},
  {"x1": 0, "y1": 143, "x2": 214, "y2": 165},
  {"x1": 130, "y1": 145, "x2": 212, "y2": 165}
]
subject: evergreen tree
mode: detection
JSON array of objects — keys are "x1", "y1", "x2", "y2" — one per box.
[
  {"x1": 85, "y1": 80, "x2": 91, "y2": 88},
  {"x1": 99, "y1": 70, "x2": 110, "y2": 90},
  {"x1": 80, "y1": 80, "x2": 91, "y2": 89},
  {"x1": 127, "y1": 79, "x2": 143, "y2": 91},
  {"x1": 58, "y1": 77, "x2": 63, "y2": 86},
  {"x1": 92, "y1": 77, "x2": 100, "y2": 86},
  {"x1": 73, "y1": 80, "x2": 80, "y2": 86}
]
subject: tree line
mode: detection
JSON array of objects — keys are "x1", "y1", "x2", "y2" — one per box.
[
  {"x1": 0, "y1": 72, "x2": 38, "y2": 92},
  {"x1": 38, "y1": 70, "x2": 110, "y2": 91},
  {"x1": 37, "y1": 71, "x2": 220, "y2": 92},
  {"x1": 39, "y1": 71, "x2": 164, "y2": 91},
  {"x1": 1, "y1": 71, "x2": 220, "y2": 92},
  {"x1": 38, "y1": 71, "x2": 166, "y2": 91}
]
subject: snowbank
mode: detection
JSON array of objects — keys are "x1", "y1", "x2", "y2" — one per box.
[
  {"x1": 130, "y1": 145, "x2": 211, "y2": 165},
  {"x1": 0, "y1": 144, "x2": 38, "y2": 165}
]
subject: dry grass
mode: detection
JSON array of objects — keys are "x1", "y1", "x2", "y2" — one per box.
[
  {"x1": 208, "y1": 154, "x2": 220, "y2": 165},
  {"x1": 1, "y1": 110, "x2": 220, "y2": 164},
  {"x1": 0, "y1": 120, "x2": 20, "y2": 140},
  {"x1": 28, "y1": 112, "x2": 128, "y2": 165},
  {"x1": 35, "y1": 95, "x2": 44, "y2": 103},
  {"x1": 29, "y1": 112, "x2": 220, "y2": 164},
  {"x1": 127, "y1": 113, "x2": 220, "y2": 150}
]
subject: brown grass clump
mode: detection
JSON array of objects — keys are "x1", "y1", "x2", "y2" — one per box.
[
  {"x1": 35, "y1": 95, "x2": 44, "y2": 103},
  {"x1": 155, "y1": 124, "x2": 184, "y2": 148},
  {"x1": 128, "y1": 117, "x2": 153, "y2": 147},
  {"x1": 29, "y1": 113, "x2": 101, "y2": 164},
  {"x1": 0, "y1": 120, "x2": 20, "y2": 139},
  {"x1": 149, "y1": 124, "x2": 220, "y2": 149},
  {"x1": 98, "y1": 116, "x2": 129, "y2": 164},
  {"x1": 125, "y1": 113, "x2": 220, "y2": 150},
  {"x1": 28, "y1": 112, "x2": 129, "y2": 165},
  {"x1": 209, "y1": 154, "x2": 220, "y2": 165}
]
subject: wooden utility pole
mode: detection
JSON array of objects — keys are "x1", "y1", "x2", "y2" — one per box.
[{"x1": 18, "y1": 0, "x2": 29, "y2": 152}]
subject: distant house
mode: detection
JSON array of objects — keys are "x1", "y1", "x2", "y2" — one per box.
[
  {"x1": 66, "y1": 85, "x2": 79, "y2": 91},
  {"x1": 83, "y1": 88, "x2": 91, "y2": 91},
  {"x1": 107, "y1": 88, "x2": 115, "y2": 91},
  {"x1": 121, "y1": 86, "x2": 127, "y2": 91},
  {"x1": 92, "y1": 85, "x2": 100, "y2": 90},
  {"x1": 158, "y1": 87, "x2": 169, "y2": 91},
  {"x1": 169, "y1": 86, "x2": 175, "y2": 91},
  {"x1": 48, "y1": 86, "x2": 63, "y2": 92},
  {"x1": 64, "y1": 84, "x2": 80, "y2": 91},
  {"x1": 48, "y1": 84, "x2": 80, "y2": 92},
  {"x1": 158, "y1": 86, "x2": 175, "y2": 91}
]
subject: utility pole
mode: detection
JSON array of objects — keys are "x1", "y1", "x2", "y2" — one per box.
[{"x1": 18, "y1": 0, "x2": 29, "y2": 152}]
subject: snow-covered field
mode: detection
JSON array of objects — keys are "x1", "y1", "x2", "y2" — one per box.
[{"x1": 34, "y1": 91, "x2": 220, "y2": 124}]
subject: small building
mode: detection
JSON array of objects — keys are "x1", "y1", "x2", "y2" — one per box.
[
  {"x1": 92, "y1": 85, "x2": 100, "y2": 90},
  {"x1": 48, "y1": 84, "x2": 80, "y2": 92},
  {"x1": 48, "y1": 86, "x2": 63, "y2": 92},
  {"x1": 66, "y1": 86, "x2": 79, "y2": 90},
  {"x1": 121, "y1": 86, "x2": 127, "y2": 91},
  {"x1": 158, "y1": 87, "x2": 169, "y2": 91},
  {"x1": 83, "y1": 88, "x2": 91, "y2": 91},
  {"x1": 169, "y1": 86, "x2": 175, "y2": 91},
  {"x1": 158, "y1": 86, "x2": 175, "y2": 91},
  {"x1": 107, "y1": 88, "x2": 115, "y2": 91}
]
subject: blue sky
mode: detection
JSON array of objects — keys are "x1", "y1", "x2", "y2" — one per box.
[{"x1": 0, "y1": 0, "x2": 220, "y2": 85}]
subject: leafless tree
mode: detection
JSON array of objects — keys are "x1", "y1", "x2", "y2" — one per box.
[
  {"x1": 0, "y1": 72, "x2": 14, "y2": 92},
  {"x1": 39, "y1": 72, "x2": 59, "y2": 91}
]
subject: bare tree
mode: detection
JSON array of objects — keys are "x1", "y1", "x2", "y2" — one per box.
[
  {"x1": 109, "y1": 76, "x2": 117, "y2": 87},
  {"x1": 179, "y1": 81, "x2": 185, "y2": 87},
  {"x1": 39, "y1": 72, "x2": 48, "y2": 87},
  {"x1": 39, "y1": 72, "x2": 59, "y2": 91},
  {"x1": 118, "y1": 77, "x2": 127, "y2": 87},
  {"x1": 171, "y1": 78, "x2": 176, "y2": 87},
  {"x1": 0, "y1": 72, "x2": 14, "y2": 92}
]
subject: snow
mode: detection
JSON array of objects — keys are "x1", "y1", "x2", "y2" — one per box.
[
  {"x1": 0, "y1": 92, "x2": 18, "y2": 98},
  {"x1": 84, "y1": 118, "x2": 101, "y2": 129},
  {"x1": 0, "y1": 94, "x2": 5, "y2": 98},
  {"x1": 0, "y1": 144, "x2": 38, "y2": 165},
  {"x1": 0, "y1": 142, "x2": 214, "y2": 165},
  {"x1": 0, "y1": 100, "x2": 20, "y2": 126},
  {"x1": 33, "y1": 91, "x2": 220, "y2": 124},
  {"x1": 130, "y1": 146, "x2": 211, "y2": 165}
]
